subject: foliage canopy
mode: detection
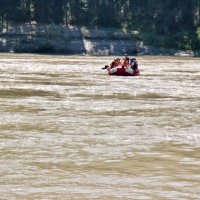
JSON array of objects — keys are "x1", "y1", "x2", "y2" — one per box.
[{"x1": 0, "y1": 0, "x2": 200, "y2": 49}]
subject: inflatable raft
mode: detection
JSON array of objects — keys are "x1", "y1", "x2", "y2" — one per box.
[{"x1": 108, "y1": 66, "x2": 140, "y2": 76}]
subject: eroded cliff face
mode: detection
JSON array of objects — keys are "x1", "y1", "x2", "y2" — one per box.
[
  {"x1": 0, "y1": 24, "x2": 199, "y2": 56},
  {"x1": 0, "y1": 24, "x2": 139, "y2": 55}
]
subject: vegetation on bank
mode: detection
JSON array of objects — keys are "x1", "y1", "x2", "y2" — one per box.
[
  {"x1": 0, "y1": 0, "x2": 200, "y2": 51},
  {"x1": 141, "y1": 28, "x2": 200, "y2": 50}
]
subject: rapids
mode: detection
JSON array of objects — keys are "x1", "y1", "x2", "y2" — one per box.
[{"x1": 0, "y1": 54, "x2": 200, "y2": 199}]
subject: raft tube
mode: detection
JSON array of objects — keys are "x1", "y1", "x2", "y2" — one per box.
[{"x1": 108, "y1": 67, "x2": 140, "y2": 76}]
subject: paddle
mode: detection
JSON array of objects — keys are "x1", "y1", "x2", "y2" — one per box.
[{"x1": 102, "y1": 65, "x2": 109, "y2": 70}]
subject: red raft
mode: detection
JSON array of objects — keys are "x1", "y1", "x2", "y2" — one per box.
[{"x1": 108, "y1": 66, "x2": 140, "y2": 76}]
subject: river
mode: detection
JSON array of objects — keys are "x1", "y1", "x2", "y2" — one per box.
[{"x1": 0, "y1": 53, "x2": 200, "y2": 199}]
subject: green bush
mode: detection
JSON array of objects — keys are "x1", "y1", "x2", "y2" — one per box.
[
  {"x1": 194, "y1": 27, "x2": 200, "y2": 49},
  {"x1": 141, "y1": 32, "x2": 169, "y2": 48},
  {"x1": 141, "y1": 29, "x2": 200, "y2": 50}
]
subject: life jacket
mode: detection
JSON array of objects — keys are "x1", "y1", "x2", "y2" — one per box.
[
  {"x1": 115, "y1": 59, "x2": 121, "y2": 66},
  {"x1": 122, "y1": 58, "x2": 130, "y2": 67},
  {"x1": 110, "y1": 61, "x2": 116, "y2": 68},
  {"x1": 110, "y1": 59, "x2": 120, "y2": 68}
]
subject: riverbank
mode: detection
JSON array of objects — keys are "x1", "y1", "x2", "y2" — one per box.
[{"x1": 0, "y1": 24, "x2": 200, "y2": 56}]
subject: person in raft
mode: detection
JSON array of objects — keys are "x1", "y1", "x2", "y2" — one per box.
[
  {"x1": 130, "y1": 57, "x2": 138, "y2": 70},
  {"x1": 102, "y1": 58, "x2": 121, "y2": 70},
  {"x1": 109, "y1": 58, "x2": 121, "y2": 69},
  {"x1": 121, "y1": 54, "x2": 130, "y2": 68}
]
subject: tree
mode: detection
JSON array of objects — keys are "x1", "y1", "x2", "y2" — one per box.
[
  {"x1": 33, "y1": 0, "x2": 49, "y2": 23},
  {"x1": 51, "y1": 0, "x2": 64, "y2": 24}
]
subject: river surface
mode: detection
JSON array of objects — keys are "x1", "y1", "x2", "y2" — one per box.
[{"x1": 0, "y1": 53, "x2": 200, "y2": 199}]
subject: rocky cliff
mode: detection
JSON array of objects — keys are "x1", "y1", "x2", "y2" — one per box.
[{"x1": 0, "y1": 24, "x2": 199, "y2": 56}]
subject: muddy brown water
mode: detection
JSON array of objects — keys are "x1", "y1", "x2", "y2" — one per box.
[{"x1": 0, "y1": 54, "x2": 200, "y2": 199}]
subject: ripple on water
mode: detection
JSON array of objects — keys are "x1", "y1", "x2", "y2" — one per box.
[
  {"x1": 0, "y1": 88, "x2": 61, "y2": 98},
  {"x1": 0, "y1": 54, "x2": 200, "y2": 199}
]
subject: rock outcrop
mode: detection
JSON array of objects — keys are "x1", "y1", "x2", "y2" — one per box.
[{"x1": 0, "y1": 24, "x2": 199, "y2": 56}]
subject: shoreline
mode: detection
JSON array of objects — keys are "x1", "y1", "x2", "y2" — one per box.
[{"x1": 0, "y1": 24, "x2": 199, "y2": 57}]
